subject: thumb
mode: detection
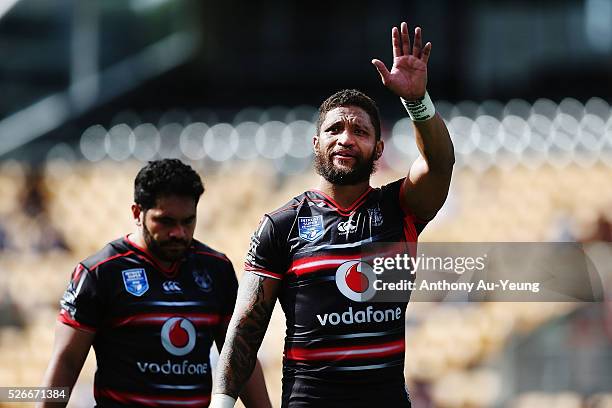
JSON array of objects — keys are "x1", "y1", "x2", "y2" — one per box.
[{"x1": 371, "y1": 59, "x2": 390, "y2": 85}]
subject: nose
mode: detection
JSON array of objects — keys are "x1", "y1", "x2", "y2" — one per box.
[
  {"x1": 336, "y1": 129, "x2": 356, "y2": 146},
  {"x1": 169, "y1": 225, "x2": 187, "y2": 240}
]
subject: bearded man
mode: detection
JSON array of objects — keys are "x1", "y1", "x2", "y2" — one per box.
[
  {"x1": 212, "y1": 23, "x2": 454, "y2": 408},
  {"x1": 40, "y1": 159, "x2": 272, "y2": 408}
]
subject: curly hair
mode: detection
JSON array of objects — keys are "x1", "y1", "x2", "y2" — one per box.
[
  {"x1": 316, "y1": 89, "x2": 381, "y2": 140},
  {"x1": 134, "y1": 159, "x2": 204, "y2": 210}
]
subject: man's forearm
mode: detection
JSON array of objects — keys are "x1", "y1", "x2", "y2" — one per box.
[
  {"x1": 214, "y1": 274, "x2": 275, "y2": 398},
  {"x1": 413, "y1": 113, "x2": 455, "y2": 172},
  {"x1": 37, "y1": 358, "x2": 82, "y2": 408},
  {"x1": 238, "y1": 360, "x2": 272, "y2": 408}
]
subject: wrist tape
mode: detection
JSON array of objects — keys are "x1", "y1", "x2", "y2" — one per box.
[{"x1": 401, "y1": 91, "x2": 436, "y2": 121}]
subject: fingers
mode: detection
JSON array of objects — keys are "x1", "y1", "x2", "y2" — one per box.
[
  {"x1": 401, "y1": 22, "x2": 410, "y2": 56},
  {"x1": 390, "y1": 22, "x2": 431, "y2": 64},
  {"x1": 392, "y1": 26, "x2": 401, "y2": 58},
  {"x1": 371, "y1": 59, "x2": 390, "y2": 85},
  {"x1": 413, "y1": 27, "x2": 422, "y2": 58},
  {"x1": 422, "y1": 42, "x2": 432, "y2": 64}
]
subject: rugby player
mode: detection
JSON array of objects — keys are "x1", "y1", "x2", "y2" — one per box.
[
  {"x1": 39, "y1": 159, "x2": 272, "y2": 408},
  {"x1": 211, "y1": 23, "x2": 454, "y2": 408}
]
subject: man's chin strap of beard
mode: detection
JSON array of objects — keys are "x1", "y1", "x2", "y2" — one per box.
[{"x1": 314, "y1": 146, "x2": 379, "y2": 186}]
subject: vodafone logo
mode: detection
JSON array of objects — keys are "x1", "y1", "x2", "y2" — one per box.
[
  {"x1": 161, "y1": 317, "x2": 196, "y2": 356},
  {"x1": 335, "y1": 260, "x2": 377, "y2": 302}
]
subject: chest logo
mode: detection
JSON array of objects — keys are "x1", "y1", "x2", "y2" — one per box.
[
  {"x1": 335, "y1": 260, "x2": 377, "y2": 302},
  {"x1": 161, "y1": 317, "x2": 196, "y2": 356},
  {"x1": 298, "y1": 215, "x2": 325, "y2": 242},
  {"x1": 122, "y1": 268, "x2": 149, "y2": 297},
  {"x1": 193, "y1": 269, "x2": 212, "y2": 292},
  {"x1": 162, "y1": 280, "x2": 182, "y2": 293},
  {"x1": 368, "y1": 207, "x2": 384, "y2": 227},
  {"x1": 337, "y1": 219, "x2": 358, "y2": 234}
]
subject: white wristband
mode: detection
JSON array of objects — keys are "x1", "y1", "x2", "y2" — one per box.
[
  {"x1": 209, "y1": 394, "x2": 236, "y2": 408},
  {"x1": 401, "y1": 91, "x2": 436, "y2": 121}
]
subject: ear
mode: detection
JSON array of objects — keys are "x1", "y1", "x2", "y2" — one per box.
[
  {"x1": 375, "y1": 139, "x2": 384, "y2": 160},
  {"x1": 313, "y1": 134, "x2": 320, "y2": 151},
  {"x1": 131, "y1": 204, "x2": 143, "y2": 226}
]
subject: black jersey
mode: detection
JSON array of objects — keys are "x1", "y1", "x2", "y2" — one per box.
[
  {"x1": 246, "y1": 178, "x2": 426, "y2": 406},
  {"x1": 59, "y1": 236, "x2": 238, "y2": 408}
]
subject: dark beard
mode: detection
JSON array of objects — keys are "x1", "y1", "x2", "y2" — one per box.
[
  {"x1": 143, "y1": 223, "x2": 189, "y2": 263},
  {"x1": 314, "y1": 149, "x2": 378, "y2": 185}
]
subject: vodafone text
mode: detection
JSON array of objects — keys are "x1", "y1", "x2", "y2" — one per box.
[
  {"x1": 316, "y1": 306, "x2": 402, "y2": 326},
  {"x1": 136, "y1": 360, "x2": 208, "y2": 375}
]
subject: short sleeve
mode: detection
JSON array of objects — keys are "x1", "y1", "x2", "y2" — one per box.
[
  {"x1": 385, "y1": 178, "x2": 430, "y2": 236},
  {"x1": 245, "y1": 215, "x2": 287, "y2": 280},
  {"x1": 58, "y1": 263, "x2": 104, "y2": 332},
  {"x1": 220, "y1": 261, "x2": 239, "y2": 323}
]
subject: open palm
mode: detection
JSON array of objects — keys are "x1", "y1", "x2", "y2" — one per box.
[{"x1": 372, "y1": 23, "x2": 431, "y2": 101}]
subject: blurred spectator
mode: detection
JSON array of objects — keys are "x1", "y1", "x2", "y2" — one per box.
[
  {"x1": 18, "y1": 168, "x2": 70, "y2": 253},
  {"x1": 0, "y1": 221, "x2": 10, "y2": 251}
]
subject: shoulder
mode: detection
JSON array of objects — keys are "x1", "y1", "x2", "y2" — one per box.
[
  {"x1": 262, "y1": 192, "x2": 309, "y2": 230},
  {"x1": 79, "y1": 237, "x2": 133, "y2": 272},
  {"x1": 376, "y1": 178, "x2": 405, "y2": 199},
  {"x1": 190, "y1": 240, "x2": 232, "y2": 265}
]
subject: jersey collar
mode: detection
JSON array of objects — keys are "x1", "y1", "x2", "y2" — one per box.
[
  {"x1": 123, "y1": 234, "x2": 185, "y2": 278},
  {"x1": 308, "y1": 186, "x2": 373, "y2": 216}
]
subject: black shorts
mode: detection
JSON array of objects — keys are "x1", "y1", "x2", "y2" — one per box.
[{"x1": 281, "y1": 376, "x2": 411, "y2": 408}]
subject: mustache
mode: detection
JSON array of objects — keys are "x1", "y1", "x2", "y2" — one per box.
[{"x1": 160, "y1": 239, "x2": 189, "y2": 246}]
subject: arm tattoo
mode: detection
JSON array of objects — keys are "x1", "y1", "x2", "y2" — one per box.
[{"x1": 214, "y1": 273, "x2": 275, "y2": 397}]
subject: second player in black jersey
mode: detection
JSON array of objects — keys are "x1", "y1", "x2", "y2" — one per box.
[{"x1": 40, "y1": 159, "x2": 272, "y2": 408}]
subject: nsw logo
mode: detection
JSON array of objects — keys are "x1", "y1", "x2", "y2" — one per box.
[
  {"x1": 122, "y1": 268, "x2": 149, "y2": 296},
  {"x1": 298, "y1": 216, "x2": 325, "y2": 242},
  {"x1": 161, "y1": 317, "x2": 196, "y2": 356},
  {"x1": 335, "y1": 260, "x2": 377, "y2": 302}
]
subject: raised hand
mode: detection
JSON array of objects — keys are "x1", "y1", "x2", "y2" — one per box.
[{"x1": 372, "y1": 22, "x2": 431, "y2": 101}]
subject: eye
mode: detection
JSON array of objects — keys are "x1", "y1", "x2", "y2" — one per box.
[
  {"x1": 182, "y1": 217, "x2": 196, "y2": 226},
  {"x1": 326, "y1": 124, "x2": 342, "y2": 133},
  {"x1": 158, "y1": 218, "x2": 173, "y2": 226}
]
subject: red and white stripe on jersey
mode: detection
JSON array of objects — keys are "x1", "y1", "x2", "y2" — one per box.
[
  {"x1": 285, "y1": 338, "x2": 405, "y2": 361},
  {"x1": 111, "y1": 313, "x2": 221, "y2": 327},
  {"x1": 95, "y1": 388, "x2": 210, "y2": 407},
  {"x1": 287, "y1": 254, "x2": 358, "y2": 276},
  {"x1": 58, "y1": 309, "x2": 97, "y2": 333},
  {"x1": 245, "y1": 264, "x2": 284, "y2": 280}
]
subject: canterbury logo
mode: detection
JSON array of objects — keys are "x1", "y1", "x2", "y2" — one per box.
[{"x1": 162, "y1": 281, "x2": 182, "y2": 293}]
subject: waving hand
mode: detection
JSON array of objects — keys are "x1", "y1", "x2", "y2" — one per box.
[{"x1": 372, "y1": 22, "x2": 431, "y2": 101}]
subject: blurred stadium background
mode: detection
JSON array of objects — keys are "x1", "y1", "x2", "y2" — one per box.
[{"x1": 0, "y1": 1, "x2": 611, "y2": 407}]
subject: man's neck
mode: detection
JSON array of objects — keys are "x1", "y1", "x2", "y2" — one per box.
[
  {"x1": 316, "y1": 177, "x2": 371, "y2": 209},
  {"x1": 128, "y1": 232, "x2": 173, "y2": 269}
]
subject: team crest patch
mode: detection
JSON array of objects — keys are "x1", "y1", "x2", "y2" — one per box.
[
  {"x1": 368, "y1": 207, "x2": 384, "y2": 227},
  {"x1": 193, "y1": 269, "x2": 213, "y2": 292},
  {"x1": 122, "y1": 268, "x2": 149, "y2": 296},
  {"x1": 298, "y1": 215, "x2": 325, "y2": 242}
]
